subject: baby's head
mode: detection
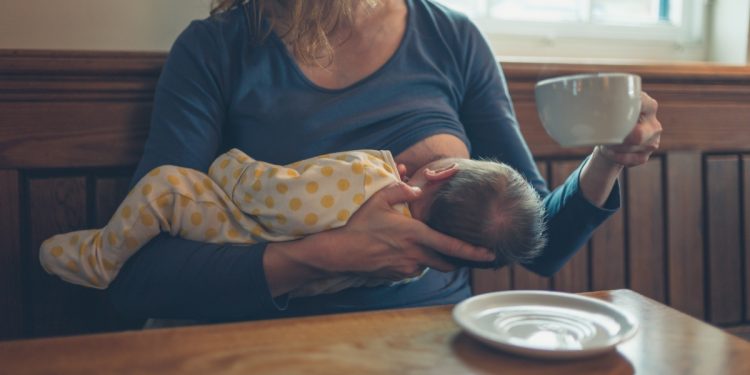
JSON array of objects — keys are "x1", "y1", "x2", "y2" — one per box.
[{"x1": 407, "y1": 158, "x2": 547, "y2": 269}]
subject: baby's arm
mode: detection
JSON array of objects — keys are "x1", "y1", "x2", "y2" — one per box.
[{"x1": 210, "y1": 149, "x2": 405, "y2": 239}]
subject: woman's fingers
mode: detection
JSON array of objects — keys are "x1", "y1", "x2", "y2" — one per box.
[
  {"x1": 598, "y1": 148, "x2": 653, "y2": 167},
  {"x1": 332, "y1": 181, "x2": 493, "y2": 280},
  {"x1": 598, "y1": 91, "x2": 662, "y2": 168},
  {"x1": 372, "y1": 182, "x2": 495, "y2": 266},
  {"x1": 603, "y1": 136, "x2": 660, "y2": 153},
  {"x1": 417, "y1": 248, "x2": 458, "y2": 273},
  {"x1": 411, "y1": 221, "x2": 495, "y2": 263},
  {"x1": 640, "y1": 91, "x2": 659, "y2": 115},
  {"x1": 376, "y1": 181, "x2": 422, "y2": 207}
]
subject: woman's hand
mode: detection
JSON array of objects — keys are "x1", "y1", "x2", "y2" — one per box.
[
  {"x1": 318, "y1": 182, "x2": 495, "y2": 279},
  {"x1": 595, "y1": 91, "x2": 662, "y2": 168},
  {"x1": 579, "y1": 91, "x2": 662, "y2": 206},
  {"x1": 263, "y1": 182, "x2": 495, "y2": 296}
]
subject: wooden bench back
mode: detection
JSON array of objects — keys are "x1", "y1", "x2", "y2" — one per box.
[{"x1": 2, "y1": 50, "x2": 750, "y2": 339}]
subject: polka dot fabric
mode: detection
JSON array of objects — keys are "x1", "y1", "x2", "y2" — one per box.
[
  {"x1": 213, "y1": 149, "x2": 407, "y2": 237},
  {"x1": 39, "y1": 148, "x2": 409, "y2": 292}
]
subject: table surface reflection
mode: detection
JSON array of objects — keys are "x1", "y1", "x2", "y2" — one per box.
[{"x1": 0, "y1": 289, "x2": 748, "y2": 375}]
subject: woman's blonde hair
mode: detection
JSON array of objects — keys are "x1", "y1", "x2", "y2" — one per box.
[{"x1": 210, "y1": 0, "x2": 380, "y2": 67}]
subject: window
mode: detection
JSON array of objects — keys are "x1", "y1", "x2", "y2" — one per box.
[{"x1": 434, "y1": 0, "x2": 706, "y2": 62}]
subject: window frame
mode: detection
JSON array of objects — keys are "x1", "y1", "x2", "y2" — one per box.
[{"x1": 435, "y1": 0, "x2": 708, "y2": 62}]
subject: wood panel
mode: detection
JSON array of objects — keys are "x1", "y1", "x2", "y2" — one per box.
[
  {"x1": 23, "y1": 174, "x2": 143, "y2": 339},
  {"x1": 3, "y1": 50, "x2": 750, "y2": 338},
  {"x1": 0, "y1": 102, "x2": 151, "y2": 169},
  {"x1": 471, "y1": 268, "x2": 511, "y2": 295},
  {"x1": 706, "y1": 156, "x2": 743, "y2": 324},
  {"x1": 512, "y1": 161, "x2": 552, "y2": 290},
  {"x1": 27, "y1": 176, "x2": 114, "y2": 336},
  {"x1": 666, "y1": 152, "x2": 705, "y2": 319},
  {"x1": 0, "y1": 51, "x2": 158, "y2": 170},
  {"x1": 745, "y1": 156, "x2": 750, "y2": 322},
  {"x1": 0, "y1": 59, "x2": 747, "y2": 163},
  {"x1": 515, "y1": 101, "x2": 750, "y2": 160},
  {"x1": 94, "y1": 176, "x2": 146, "y2": 331},
  {"x1": 626, "y1": 158, "x2": 666, "y2": 303},
  {"x1": 0, "y1": 170, "x2": 23, "y2": 339},
  {"x1": 95, "y1": 176, "x2": 133, "y2": 227},
  {"x1": 0, "y1": 50, "x2": 164, "y2": 75},
  {"x1": 550, "y1": 160, "x2": 590, "y2": 293},
  {"x1": 589, "y1": 172, "x2": 626, "y2": 292},
  {"x1": 505, "y1": 62, "x2": 750, "y2": 158}
]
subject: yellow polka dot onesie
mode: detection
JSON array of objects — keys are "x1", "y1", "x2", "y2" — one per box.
[{"x1": 40, "y1": 148, "x2": 411, "y2": 296}]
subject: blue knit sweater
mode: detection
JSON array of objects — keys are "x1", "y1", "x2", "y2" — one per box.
[{"x1": 108, "y1": 0, "x2": 618, "y2": 321}]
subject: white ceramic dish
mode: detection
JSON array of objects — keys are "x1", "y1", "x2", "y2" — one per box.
[{"x1": 453, "y1": 290, "x2": 639, "y2": 360}]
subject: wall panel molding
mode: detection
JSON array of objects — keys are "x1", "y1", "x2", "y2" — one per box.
[
  {"x1": 2, "y1": 50, "x2": 750, "y2": 338},
  {"x1": 0, "y1": 170, "x2": 23, "y2": 339}
]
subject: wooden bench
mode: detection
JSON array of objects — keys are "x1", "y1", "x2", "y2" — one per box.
[{"x1": 2, "y1": 50, "x2": 750, "y2": 340}]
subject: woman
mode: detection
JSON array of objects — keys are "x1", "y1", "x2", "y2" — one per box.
[{"x1": 109, "y1": 0, "x2": 661, "y2": 321}]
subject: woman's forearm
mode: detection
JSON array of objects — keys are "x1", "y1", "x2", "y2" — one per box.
[
  {"x1": 263, "y1": 232, "x2": 338, "y2": 297},
  {"x1": 107, "y1": 230, "x2": 338, "y2": 319},
  {"x1": 108, "y1": 234, "x2": 281, "y2": 320},
  {"x1": 579, "y1": 147, "x2": 624, "y2": 207}
]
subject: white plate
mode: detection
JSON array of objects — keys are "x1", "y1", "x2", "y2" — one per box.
[{"x1": 453, "y1": 291, "x2": 638, "y2": 360}]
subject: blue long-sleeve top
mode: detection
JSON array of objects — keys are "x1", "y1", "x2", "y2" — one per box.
[{"x1": 108, "y1": 0, "x2": 618, "y2": 321}]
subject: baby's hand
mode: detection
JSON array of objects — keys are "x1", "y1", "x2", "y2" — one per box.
[{"x1": 397, "y1": 163, "x2": 410, "y2": 182}]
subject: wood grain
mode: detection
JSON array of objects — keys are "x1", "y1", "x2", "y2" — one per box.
[
  {"x1": 505, "y1": 61, "x2": 750, "y2": 157},
  {"x1": 745, "y1": 156, "x2": 750, "y2": 322},
  {"x1": 0, "y1": 290, "x2": 748, "y2": 375},
  {"x1": 28, "y1": 176, "x2": 89, "y2": 336},
  {"x1": 0, "y1": 170, "x2": 23, "y2": 339},
  {"x1": 626, "y1": 159, "x2": 666, "y2": 303},
  {"x1": 26, "y1": 176, "x2": 120, "y2": 337},
  {"x1": 91, "y1": 175, "x2": 147, "y2": 329},
  {"x1": 666, "y1": 152, "x2": 705, "y2": 319},
  {"x1": 0, "y1": 102, "x2": 151, "y2": 168},
  {"x1": 471, "y1": 268, "x2": 512, "y2": 295},
  {"x1": 590, "y1": 175, "x2": 626, "y2": 292},
  {"x1": 94, "y1": 176, "x2": 132, "y2": 227},
  {"x1": 550, "y1": 160, "x2": 589, "y2": 293},
  {"x1": 706, "y1": 156, "x2": 743, "y2": 324},
  {"x1": 512, "y1": 161, "x2": 552, "y2": 290},
  {"x1": 3, "y1": 50, "x2": 750, "y2": 338}
]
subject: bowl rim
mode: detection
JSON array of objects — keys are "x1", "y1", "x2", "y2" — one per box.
[{"x1": 535, "y1": 72, "x2": 640, "y2": 88}]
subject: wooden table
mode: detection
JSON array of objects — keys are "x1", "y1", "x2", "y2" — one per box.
[{"x1": 1, "y1": 289, "x2": 748, "y2": 374}]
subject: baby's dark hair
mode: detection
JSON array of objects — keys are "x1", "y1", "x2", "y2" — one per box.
[{"x1": 425, "y1": 158, "x2": 547, "y2": 269}]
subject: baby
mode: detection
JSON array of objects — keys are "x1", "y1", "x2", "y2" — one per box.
[{"x1": 40, "y1": 148, "x2": 546, "y2": 296}]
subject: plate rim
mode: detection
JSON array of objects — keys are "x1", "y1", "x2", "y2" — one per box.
[{"x1": 452, "y1": 290, "x2": 639, "y2": 359}]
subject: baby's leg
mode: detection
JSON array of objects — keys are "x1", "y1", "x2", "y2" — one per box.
[
  {"x1": 39, "y1": 165, "x2": 280, "y2": 289},
  {"x1": 39, "y1": 168, "x2": 171, "y2": 289}
]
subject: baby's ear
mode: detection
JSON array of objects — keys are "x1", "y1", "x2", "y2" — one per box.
[{"x1": 424, "y1": 163, "x2": 458, "y2": 182}]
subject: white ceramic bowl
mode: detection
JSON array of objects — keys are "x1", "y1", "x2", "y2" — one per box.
[{"x1": 534, "y1": 73, "x2": 642, "y2": 147}]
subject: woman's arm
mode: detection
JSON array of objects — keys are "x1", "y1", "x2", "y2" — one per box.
[
  {"x1": 456, "y1": 21, "x2": 628, "y2": 277},
  {"x1": 579, "y1": 93, "x2": 662, "y2": 206},
  {"x1": 263, "y1": 182, "x2": 496, "y2": 297},
  {"x1": 110, "y1": 181, "x2": 495, "y2": 319},
  {"x1": 109, "y1": 20, "x2": 285, "y2": 320}
]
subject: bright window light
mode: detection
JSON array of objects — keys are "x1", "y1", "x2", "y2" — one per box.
[{"x1": 433, "y1": 0, "x2": 705, "y2": 61}]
